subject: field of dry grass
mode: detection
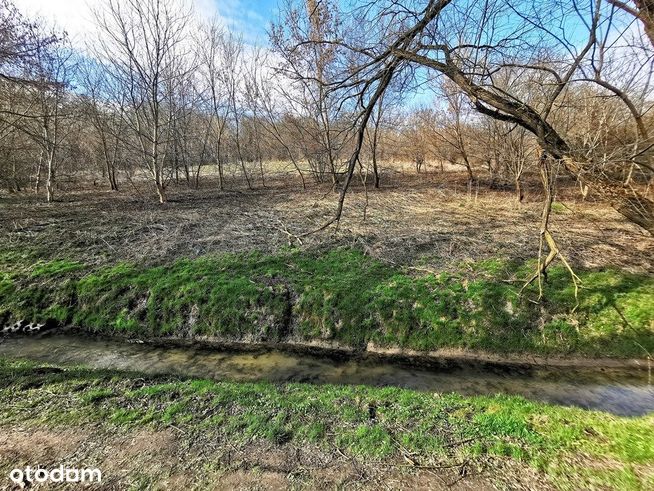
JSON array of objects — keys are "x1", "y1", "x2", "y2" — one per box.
[{"x1": 1, "y1": 170, "x2": 652, "y2": 274}]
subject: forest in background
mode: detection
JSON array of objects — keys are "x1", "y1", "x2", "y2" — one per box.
[{"x1": 0, "y1": 0, "x2": 652, "y2": 220}]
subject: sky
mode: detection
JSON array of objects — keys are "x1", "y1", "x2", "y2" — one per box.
[{"x1": 13, "y1": 0, "x2": 280, "y2": 44}]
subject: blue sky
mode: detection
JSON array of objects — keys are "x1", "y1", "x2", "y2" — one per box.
[
  {"x1": 210, "y1": 0, "x2": 280, "y2": 41},
  {"x1": 11, "y1": 0, "x2": 436, "y2": 108}
]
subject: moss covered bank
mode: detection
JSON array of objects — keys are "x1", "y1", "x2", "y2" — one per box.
[{"x1": 1, "y1": 248, "x2": 652, "y2": 358}]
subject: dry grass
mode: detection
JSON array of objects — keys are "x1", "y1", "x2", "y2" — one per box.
[{"x1": 1, "y1": 170, "x2": 652, "y2": 274}]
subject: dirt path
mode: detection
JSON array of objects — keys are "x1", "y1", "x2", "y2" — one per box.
[{"x1": 0, "y1": 424, "x2": 539, "y2": 490}]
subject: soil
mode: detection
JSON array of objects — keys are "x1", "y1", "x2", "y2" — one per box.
[{"x1": 0, "y1": 424, "x2": 545, "y2": 490}]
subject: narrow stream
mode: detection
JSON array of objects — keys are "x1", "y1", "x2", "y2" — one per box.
[{"x1": 1, "y1": 335, "x2": 652, "y2": 416}]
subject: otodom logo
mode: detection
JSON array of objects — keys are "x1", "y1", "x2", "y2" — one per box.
[{"x1": 8, "y1": 465, "x2": 102, "y2": 486}]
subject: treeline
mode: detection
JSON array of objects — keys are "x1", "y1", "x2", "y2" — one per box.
[
  {"x1": 1, "y1": 0, "x2": 653, "y2": 220},
  {"x1": 0, "y1": 0, "x2": 418, "y2": 201}
]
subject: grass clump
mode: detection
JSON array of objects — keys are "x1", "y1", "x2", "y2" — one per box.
[
  {"x1": 0, "y1": 248, "x2": 652, "y2": 357},
  {"x1": 31, "y1": 260, "x2": 84, "y2": 278}
]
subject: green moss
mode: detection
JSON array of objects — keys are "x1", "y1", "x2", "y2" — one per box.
[{"x1": 0, "y1": 249, "x2": 652, "y2": 358}]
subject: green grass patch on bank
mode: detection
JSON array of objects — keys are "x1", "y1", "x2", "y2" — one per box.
[
  {"x1": 0, "y1": 358, "x2": 651, "y2": 490},
  {"x1": 0, "y1": 248, "x2": 652, "y2": 357}
]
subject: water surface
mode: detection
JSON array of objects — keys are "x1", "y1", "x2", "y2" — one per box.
[{"x1": 0, "y1": 335, "x2": 652, "y2": 416}]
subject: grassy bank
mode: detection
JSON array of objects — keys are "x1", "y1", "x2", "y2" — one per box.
[
  {"x1": 1, "y1": 247, "x2": 652, "y2": 357},
  {"x1": 0, "y1": 358, "x2": 652, "y2": 489}
]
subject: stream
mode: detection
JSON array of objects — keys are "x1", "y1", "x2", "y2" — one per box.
[{"x1": 0, "y1": 334, "x2": 652, "y2": 416}]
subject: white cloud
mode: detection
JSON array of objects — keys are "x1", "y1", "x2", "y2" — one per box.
[
  {"x1": 12, "y1": 0, "x2": 234, "y2": 42},
  {"x1": 14, "y1": 0, "x2": 266, "y2": 41},
  {"x1": 14, "y1": 0, "x2": 99, "y2": 40}
]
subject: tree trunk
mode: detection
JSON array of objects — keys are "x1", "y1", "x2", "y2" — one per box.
[
  {"x1": 106, "y1": 160, "x2": 118, "y2": 191},
  {"x1": 110, "y1": 168, "x2": 118, "y2": 191},
  {"x1": 218, "y1": 160, "x2": 224, "y2": 190},
  {"x1": 46, "y1": 164, "x2": 54, "y2": 203},
  {"x1": 465, "y1": 161, "x2": 474, "y2": 184},
  {"x1": 624, "y1": 163, "x2": 635, "y2": 186},
  {"x1": 639, "y1": 0, "x2": 654, "y2": 46},
  {"x1": 515, "y1": 177, "x2": 524, "y2": 203},
  {"x1": 184, "y1": 164, "x2": 190, "y2": 185},
  {"x1": 259, "y1": 158, "x2": 266, "y2": 188},
  {"x1": 155, "y1": 180, "x2": 167, "y2": 204},
  {"x1": 370, "y1": 121, "x2": 381, "y2": 188},
  {"x1": 609, "y1": 0, "x2": 654, "y2": 46},
  {"x1": 45, "y1": 150, "x2": 55, "y2": 203},
  {"x1": 35, "y1": 150, "x2": 43, "y2": 193},
  {"x1": 372, "y1": 156, "x2": 380, "y2": 188},
  {"x1": 240, "y1": 160, "x2": 251, "y2": 189}
]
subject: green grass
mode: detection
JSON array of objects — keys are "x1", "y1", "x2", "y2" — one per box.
[
  {"x1": 551, "y1": 202, "x2": 569, "y2": 214},
  {"x1": 0, "y1": 358, "x2": 651, "y2": 490},
  {"x1": 31, "y1": 259, "x2": 84, "y2": 278},
  {"x1": 0, "y1": 248, "x2": 652, "y2": 357}
]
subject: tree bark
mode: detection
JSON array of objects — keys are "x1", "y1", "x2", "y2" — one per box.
[
  {"x1": 46, "y1": 154, "x2": 55, "y2": 203},
  {"x1": 609, "y1": 0, "x2": 654, "y2": 46},
  {"x1": 155, "y1": 180, "x2": 167, "y2": 204}
]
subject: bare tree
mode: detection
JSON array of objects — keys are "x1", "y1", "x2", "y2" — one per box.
[
  {"x1": 272, "y1": 0, "x2": 350, "y2": 185},
  {"x1": 0, "y1": 0, "x2": 58, "y2": 85},
  {"x1": 0, "y1": 0, "x2": 61, "y2": 194},
  {"x1": 23, "y1": 32, "x2": 75, "y2": 202},
  {"x1": 364, "y1": 87, "x2": 404, "y2": 187},
  {"x1": 608, "y1": 0, "x2": 654, "y2": 45},
  {"x1": 93, "y1": 0, "x2": 193, "y2": 203},
  {"x1": 275, "y1": 0, "x2": 654, "y2": 235},
  {"x1": 486, "y1": 119, "x2": 536, "y2": 203},
  {"x1": 243, "y1": 47, "x2": 307, "y2": 189},
  {"x1": 220, "y1": 33, "x2": 252, "y2": 189},
  {"x1": 439, "y1": 81, "x2": 475, "y2": 184},
  {"x1": 196, "y1": 19, "x2": 231, "y2": 190},
  {"x1": 79, "y1": 59, "x2": 126, "y2": 191}
]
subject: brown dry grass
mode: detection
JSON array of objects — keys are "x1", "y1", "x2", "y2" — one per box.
[{"x1": 1, "y1": 170, "x2": 651, "y2": 273}]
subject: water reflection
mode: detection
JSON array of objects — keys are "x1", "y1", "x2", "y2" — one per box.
[{"x1": 0, "y1": 335, "x2": 652, "y2": 416}]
